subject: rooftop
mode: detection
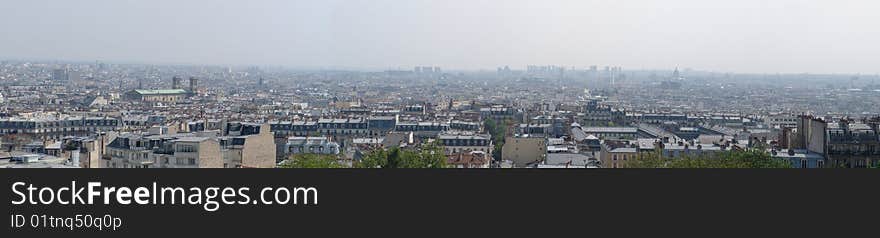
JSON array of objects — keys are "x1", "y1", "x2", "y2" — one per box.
[
  {"x1": 583, "y1": 127, "x2": 639, "y2": 133},
  {"x1": 133, "y1": 89, "x2": 188, "y2": 95}
]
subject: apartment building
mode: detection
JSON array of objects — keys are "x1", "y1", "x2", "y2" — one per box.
[
  {"x1": 0, "y1": 116, "x2": 120, "y2": 141},
  {"x1": 501, "y1": 136, "x2": 546, "y2": 167},
  {"x1": 104, "y1": 122, "x2": 276, "y2": 168},
  {"x1": 285, "y1": 137, "x2": 341, "y2": 155},
  {"x1": 437, "y1": 132, "x2": 492, "y2": 155}
]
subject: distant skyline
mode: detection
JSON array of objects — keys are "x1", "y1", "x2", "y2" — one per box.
[{"x1": 2, "y1": 0, "x2": 879, "y2": 74}]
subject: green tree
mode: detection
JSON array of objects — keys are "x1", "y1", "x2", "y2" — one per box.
[
  {"x1": 356, "y1": 142, "x2": 447, "y2": 168},
  {"x1": 63, "y1": 141, "x2": 80, "y2": 151},
  {"x1": 279, "y1": 154, "x2": 345, "y2": 168},
  {"x1": 628, "y1": 149, "x2": 792, "y2": 168},
  {"x1": 483, "y1": 118, "x2": 509, "y2": 160}
]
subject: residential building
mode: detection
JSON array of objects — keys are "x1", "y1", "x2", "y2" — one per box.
[
  {"x1": 501, "y1": 136, "x2": 545, "y2": 167},
  {"x1": 437, "y1": 132, "x2": 492, "y2": 155}
]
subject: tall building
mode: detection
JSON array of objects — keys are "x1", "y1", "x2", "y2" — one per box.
[
  {"x1": 67, "y1": 71, "x2": 81, "y2": 81},
  {"x1": 52, "y1": 68, "x2": 69, "y2": 81},
  {"x1": 172, "y1": 76, "x2": 183, "y2": 89},
  {"x1": 188, "y1": 77, "x2": 198, "y2": 92},
  {"x1": 672, "y1": 68, "x2": 683, "y2": 80}
]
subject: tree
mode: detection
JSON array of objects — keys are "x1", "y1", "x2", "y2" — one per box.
[
  {"x1": 64, "y1": 141, "x2": 80, "y2": 151},
  {"x1": 279, "y1": 154, "x2": 345, "y2": 168},
  {"x1": 627, "y1": 149, "x2": 792, "y2": 168},
  {"x1": 356, "y1": 142, "x2": 447, "y2": 168},
  {"x1": 483, "y1": 118, "x2": 509, "y2": 160}
]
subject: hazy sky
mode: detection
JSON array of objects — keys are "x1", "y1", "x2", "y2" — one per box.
[{"x1": 2, "y1": 0, "x2": 879, "y2": 73}]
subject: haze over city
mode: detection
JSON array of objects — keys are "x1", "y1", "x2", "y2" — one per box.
[
  {"x1": 1, "y1": 2, "x2": 876, "y2": 236},
  {"x1": 2, "y1": 0, "x2": 879, "y2": 74},
  {"x1": 2, "y1": 0, "x2": 880, "y2": 170}
]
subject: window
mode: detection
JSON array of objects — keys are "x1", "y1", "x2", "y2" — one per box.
[
  {"x1": 817, "y1": 160, "x2": 825, "y2": 168},
  {"x1": 801, "y1": 160, "x2": 808, "y2": 168},
  {"x1": 613, "y1": 154, "x2": 618, "y2": 161},
  {"x1": 188, "y1": 158, "x2": 197, "y2": 165},
  {"x1": 177, "y1": 144, "x2": 197, "y2": 153}
]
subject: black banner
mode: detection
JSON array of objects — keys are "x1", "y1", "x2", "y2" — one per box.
[{"x1": 2, "y1": 169, "x2": 878, "y2": 236}]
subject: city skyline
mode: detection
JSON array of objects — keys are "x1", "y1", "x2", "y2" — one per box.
[
  {"x1": 2, "y1": 0, "x2": 880, "y2": 74},
  {"x1": 1, "y1": 2, "x2": 875, "y2": 236}
]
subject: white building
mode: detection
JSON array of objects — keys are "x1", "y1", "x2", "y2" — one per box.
[{"x1": 286, "y1": 137, "x2": 340, "y2": 155}]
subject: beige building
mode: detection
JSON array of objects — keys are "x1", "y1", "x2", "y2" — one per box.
[
  {"x1": 106, "y1": 135, "x2": 222, "y2": 168},
  {"x1": 73, "y1": 132, "x2": 117, "y2": 168},
  {"x1": 502, "y1": 137, "x2": 546, "y2": 167},
  {"x1": 600, "y1": 141, "x2": 640, "y2": 168},
  {"x1": 158, "y1": 137, "x2": 222, "y2": 168},
  {"x1": 104, "y1": 123, "x2": 276, "y2": 168},
  {"x1": 220, "y1": 124, "x2": 276, "y2": 168}
]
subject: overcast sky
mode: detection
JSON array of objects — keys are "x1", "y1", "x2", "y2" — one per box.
[{"x1": 1, "y1": 0, "x2": 878, "y2": 73}]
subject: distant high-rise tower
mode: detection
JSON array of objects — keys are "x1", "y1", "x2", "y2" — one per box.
[
  {"x1": 52, "y1": 68, "x2": 68, "y2": 81},
  {"x1": 172, "y1": 76, "x2": 183, "y2": 89},
  {"x1": 189, "y1": 77, "x2": 198, "y2": 92},
  {"x1": 258, "y1": 77, "x2": 264, "y2": 86},
  {"x1": 67, "y1": 71, "x2": 80, "y2": 81},
  {"x1": 51, "y1": 68, "x2": 79, "y2": 81}
]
